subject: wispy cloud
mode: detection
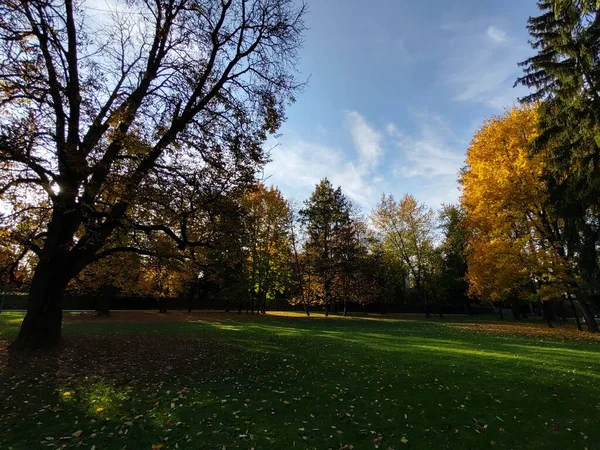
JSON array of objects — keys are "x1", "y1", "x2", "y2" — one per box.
[
  {"x1": 440, "y1": 21, "x2": 531, "y2": 109},
  {"x1": 486, "y1": 25, "x2": 507, "y2": 43},
  {"x1": 344, "y1": 111, "x2": 383, "y2": 169},
  {"x1": 265, "y1": 112, "x2": 386, "y2": 208},
  {"x1": 387, "y1": 112, "x2": 465, "y2": 205},
  {"x1": 266, "y1": 110, "x2": 466, "y2": 209},
  {"x1": 388, "y1": 113, "x2": 464, "y2": 178}
]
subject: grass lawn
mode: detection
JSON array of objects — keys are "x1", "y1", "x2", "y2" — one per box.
[{"x1": 1, "y1": 312, "x2": 599, "y2": 449}]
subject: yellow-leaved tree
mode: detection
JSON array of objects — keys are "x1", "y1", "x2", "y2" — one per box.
[{"x1": 460, "y1": 106, "x2": 595, "y2": 325}]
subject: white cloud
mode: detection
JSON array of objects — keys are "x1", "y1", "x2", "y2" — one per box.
[
  {"x1": 344, "y1": 111, "x2": 383, "y2": 169},
  {"x1": 264, "y1": 115, "x2": 384, "y2": 208},
  {"x1": 441, "y1": 21, "x2": 531, "y2": 109},
  {"x1": 486, "y1": 25, "x2": 507, "y2": 43},
  {"x1": 266, "y1": 112, "x2": 465, "y2": 210},
  {"x1": 387, "y1": 112, "x2": 465, "y2": 206},
  {"x1": 388, "y1": 113, "x2": 464, "y2": 179}
]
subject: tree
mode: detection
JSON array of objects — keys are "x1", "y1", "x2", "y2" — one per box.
[
  {"x1": 245, "y1": 184, "x2": 292, "y2": 314},
  {"x1": 287, "y1": 200, "x2": 311, "y2": 315},
  {"x1": 438, "y1": 205, "x2": 469, "y2": 311},
  {"x1": 334, "y1": 212, "x2": 368, "y2": 316},
  {"x1": 460, "y1": 106, "x2": 598, "y2": 330},
  {"x1": 300, "y1": 179, "x2": 353, "y2": 316},
  {"x1": 372, "y1": 194, "x2": 438, "y2": 318},
  {"x1": 516, "y1": 0, "x2": 600, "y2": 327},
  {"x1": 354, "y1": 232, "x2": 407, "y2": 312},
  {"x1": 198, "y1": 188, "x2": 252, "y2": 313},
  {"x1": 0, "y1": 0, "x2": 306, "y2": 348}
]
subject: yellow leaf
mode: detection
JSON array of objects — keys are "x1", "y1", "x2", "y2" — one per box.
[
  {"x1": 95, "y1": 407, "x2": 104, "y2": 413},
  {"x1": 401, "y1": 436, "x2": 409, "y2": 444}
]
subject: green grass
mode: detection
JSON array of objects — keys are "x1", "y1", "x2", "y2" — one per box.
[{"x1": 1, "y1": 312, "x2": 599, "y2": 449}]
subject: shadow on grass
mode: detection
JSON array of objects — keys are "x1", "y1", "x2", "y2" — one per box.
[{"x1": 1, "y1": 313, "x2": 600, "y2": 449}]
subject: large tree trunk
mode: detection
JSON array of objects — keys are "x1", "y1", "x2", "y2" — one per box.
[{"x1": 13, "y1": 258, "x2": 71, "y2": 349}]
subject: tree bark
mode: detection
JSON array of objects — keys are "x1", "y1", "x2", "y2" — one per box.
[
  {"x1": 12, "y1": 258, "x2": 70, "y2": 349},
  {"x1": 158, "y1": 298, "x2": 168, "y2": 314},
  {"x1": 578, "y1": 297, "x2": 599, "y2": 332},
  {"x1": 541, "y1": 301, "x2": 554, "y2": 328},
  {"x1": 187, "y1": 282, "x2": 195, "y2": 313},
  {"x1": 568, "y1": 296, "x2": 583, "y2": 331},
  {"x1": 421, "y1": 290, "x2": 431, "y2": 318}
]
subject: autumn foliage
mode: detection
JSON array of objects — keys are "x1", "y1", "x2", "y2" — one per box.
[{"x1": 461, "y1": 106, "x2": 568, "y2": 302}]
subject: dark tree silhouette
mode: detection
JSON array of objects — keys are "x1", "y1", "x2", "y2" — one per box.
[{"x1": 0, "y1": 0, "x2": 306, "y2": 348}]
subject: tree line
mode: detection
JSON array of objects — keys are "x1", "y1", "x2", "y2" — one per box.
[
  {"x1": 1, "y1": 178, "x2": 470, "y2": 317},
  {"x1": 1, "y1": 0, "x2": 600, "y2": 348}
]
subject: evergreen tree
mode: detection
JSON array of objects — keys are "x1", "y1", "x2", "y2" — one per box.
[
  {"x1": 300, "y1": 179, "x2": 354, "y2": 316},
  {"x1": 516, "y1": 0, "x2": 600, "y2": 329},
  {"x1": 438, "y1": 205, "x2": 469, "y2": 310}
]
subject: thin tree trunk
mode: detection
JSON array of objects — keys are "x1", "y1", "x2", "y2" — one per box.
[
  {"x1": 158, "y1": 298, "x2": 168, "y2": 314},
  {"x1": 541, "y1": 301, "x2": 554, "y2": 328},
  {"x1": 421, "y1": 289, "x2": 431, "y2": 318},
  {"x1": 578, "y1": 297, "x2": 599, "y2": 332},
  {"x1": 559, "y1": 301, "x2": 567, "y2": 325},
  {"x1": 187, "y1": 282, "x2": 195, "y2": 313},
  {"x1": 511, "y1": 304, "x2": 521, "y2": 320},
  {"x1": 568, "y1": 296, "x2": 583, "y2": 331}
]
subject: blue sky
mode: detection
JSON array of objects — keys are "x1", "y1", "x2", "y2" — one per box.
[{"x1": 264, "y1": 0, "x2": 539, "y2": 209}]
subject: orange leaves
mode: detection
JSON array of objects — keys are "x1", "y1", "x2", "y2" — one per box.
[{"x1": 460, "y1": 105, "x2": 564, "y2": 301}]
